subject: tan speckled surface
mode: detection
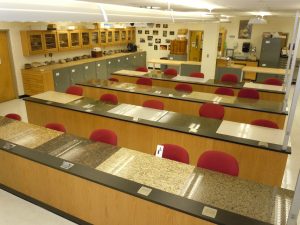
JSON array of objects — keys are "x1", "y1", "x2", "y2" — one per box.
[
  {"x1": 96, "y1": 148, "x2": 195, "y2": 195},
  {"x1": 0, "y1": 118, "x2": 62, "y2": 149},
  {"x1": 32, "y1": 91, "x2": 83, "y2": 104},
  {"x1": 184, "y1": 91, "x2": 237, "y2": 104}
]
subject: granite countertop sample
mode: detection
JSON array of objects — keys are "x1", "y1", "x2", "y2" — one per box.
[
  {"x1": 25, "y1": 95, "x2": 290, "y2": 153},
  {"x1": 78, "y1": 79, "x2": 286, "y2": 114},
  {"x1": 0, "y1": 120, "x2": 294, "y2": 224},
  {"x1": 0, "y1": 117, "x2": 62, "y2": 149}
]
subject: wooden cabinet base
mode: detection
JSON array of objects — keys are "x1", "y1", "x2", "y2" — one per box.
[
  {"x1": 80, "y1": 85, "x2": 286, "y2": 129},
  {"x1": 0, "y1": 150, "x2": 215, "y2": 225},
  {"x1": 26, "y1": 101, "x2": 287, "y2": 187}
]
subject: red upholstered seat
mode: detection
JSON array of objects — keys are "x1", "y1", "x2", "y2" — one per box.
[
  {"x1": 238, "y1": 88, "x2": 260, "y2": 99},
  {"x1": 199, "y1": 103, "x2": 225, "y2": 120},
  {"x1": 175, "y1": 83, "x2": 193, "y2": 93},
  {"x1": 190, "y1": 72, "x2": 204, "y2": 78},
  {"x1": 108, "y1": 77, "x2": 119, "y2": 82},
  {"x1": 65, "y1": 85, "x2": 83, "y2": 96},
  {"x1": 136, "y1": 67, "x2": 148, "y2": 72},
  {"x1": 45, "y1": 123, "x2": 66, "y2": 132},
  {"x1": 142, "y1": 100, "x2": 164, "y2": 110},
  {"x1": 221, "y1": 74, "x2": 239, "y2": 83},
  {"x1": 89, "y1": 129, "x2": 118, "y2": 145},
  {"x1": 263, "y1": 78, "x2": 283, "y2": 86},
  {"x1": 136, "y1": 77, "x2": 153, "y2": 86},
  {"x1": 158, "y1": 144, "x2": 189, "y2": 164},
  {"x1": 5, "y1": 113, "x2": 21, "y2": 121},
  {"x1": 251, "y1": 119, "x2": 279, "y2": 129},
  {"x1": 100, "y1": 94, "x2": 118, "y2": 105},
  {"x1": 164, "y1": 68, "x2": 177, "y2": 76},
  {"x1": 215, "y1": 87, "x2": 234, "y2": 96},
  {"x1": 197, "y1": 151, "x2": 239, "y2": 176}
]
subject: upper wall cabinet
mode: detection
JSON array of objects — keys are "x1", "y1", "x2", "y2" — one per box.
[{"x1": 20, "y1": 28, "x2": 136, "y2": 56}]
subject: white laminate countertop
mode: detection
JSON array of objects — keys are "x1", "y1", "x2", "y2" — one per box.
[
  {"x1": 31, "y1": 91, "x2": 83, "y2": 104},
  {"x1": 113, "y1": 70, "x2": 148, "y2": 77},
  {"x1": 217, "y1": 120, "x2": 290, "y2": 146},
  {"x1": 243, "y1": 82, "x2": 284, "y2": 92}
]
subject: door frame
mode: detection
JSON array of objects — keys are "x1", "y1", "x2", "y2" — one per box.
[
  {"x1": 0, "y1": 29, "x2": 17, "y2": 99},
  {"x1": 188, "y1": 30, "x2": 203, "y2": 62}
]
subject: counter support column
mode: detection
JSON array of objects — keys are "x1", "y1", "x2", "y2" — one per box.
[{"x1": 287, "y1": 171, "x2": 300, "y2": 225}]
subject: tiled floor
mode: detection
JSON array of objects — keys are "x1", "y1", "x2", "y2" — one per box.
[{"x1": 0, "y1": 94, "x2": 300, "y2": 224}]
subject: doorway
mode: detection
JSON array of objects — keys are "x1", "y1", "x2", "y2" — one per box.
[
  {"x1": 0, "y1": 31, "x2": 16, "y2": 102},
  {"x1": 188, "y1": 30, "x2": 203, "y2": 62}
]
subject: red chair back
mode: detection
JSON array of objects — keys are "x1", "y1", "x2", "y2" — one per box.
[
  {"x1": 197, "y1": 151, "x2": 239, "y2": 176},
  {"x1": 221, "y1": 74, "x2": 238, "y2": 83},
  {"x1": 263, "y1": 78, "x2": 283, "y2": 86},
  {"x1": 143, "y1": 100, "x2": 164, "y2": 110},
  {"x1": 89, "y1": 129, "x2": 117, "y2": 145},
  {"x1": 5, "y1": 113, "x2": 21, "y2": 121},
  {"x1": 66, "y1": 85, "x2": 83, "y2": 96},
  {"x1": 238, "y1": 88, "x2": 260, "y2": 99},
  {"x1": 108, "y1": 77, "x2": 119, "y2": 82},
  {"x1": 190, "y1": 72, "x2": 204, "y2": 78},
  {"x1": 199, "y1": 103, "x2": 225, "y2": 120},
  {"x1": 251, "y1": 119, "x2": 279, "y2": 129},
  {"x1": 136, "y1": 67, "x2": 148, "y2": 72},
  {"x1": 136, "y1": 77, "x2": 153, "y2": 86},
  {"x1": 175, "y1": 83, "x2": 193, "y2": 93},
  {"x1": 45, "y1": 123, "x2": 66, "y2": 132},
  {"x1": 164, "y1": 68, "x2": 177, "y2": 76},
  {"x1": 100, "y1": 94, "x2": 118, "y2": 105},
  {"x1": 159, "y1": 144, "x2": 189, "y2": 164},
  {"x1": 215, "y1": 87, "x2": 234, "y2": 96}
]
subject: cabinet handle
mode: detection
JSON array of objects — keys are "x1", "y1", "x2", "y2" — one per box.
[
  {"x1": 118, "y1": 59, "x2": 120, "y2": 62},
  {"x1": 55, "y1": 73, "x2": 60, "y2": 76},
  {"x1": 97, "y1": 64, "x2": 101, "y2": 67},
  {"x1": 72, "y1": 69, "x2": 75, "y2": 73},
  {"x1": 134, "y1": 56, "x2": 136, "y2": 59},
  {"x1": 108, "y1": 61, "x2": 111, "y2": 64},
  {"x1": 126, "y1": 58, "x2": 129, "y2": 60},
  {"x1": 85, "y1": 66, "x2": 88, "y2": 70}
]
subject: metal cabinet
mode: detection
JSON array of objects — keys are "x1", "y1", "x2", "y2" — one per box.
[
  {"x1": 69, "y1": 65, "x2": 84, "y2": 84},
  {"x1": 95, "y1": 60, "x2": 108, "y2": 79},
  {"x1": 181, "y1": 64, "x2": 201, "y2": 76},
  {"x1": 53, "y1": 68, "x2": 71, "y2": 93},
  {"x1": 106, "y1": 57, "x2": 126, "y2": 76},
  {"x1": 215, "y1": 67, "x2": 242, "y2": 81},
  {"x1": 82, "y1": 62, "x2": 96, "y2": 81}
]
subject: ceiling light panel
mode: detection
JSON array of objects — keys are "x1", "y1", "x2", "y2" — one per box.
[{"x1": 159, "y1": 0, "x2": 223, "y2": 10}]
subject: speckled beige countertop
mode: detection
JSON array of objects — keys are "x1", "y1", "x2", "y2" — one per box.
[
  {"x1": 31, "y1": 91, "x2": 83, "y2": 104},
  {"x1": 0, "y1": 118, "x2": 62, "y2": 149}
]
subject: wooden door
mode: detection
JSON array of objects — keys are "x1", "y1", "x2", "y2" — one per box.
[
  {"x1": 0, "y1": 31, "x2": 16, "y2": 102},
  {"x1": 188, "y1": 31, "x2": 203, "y2": 62}
]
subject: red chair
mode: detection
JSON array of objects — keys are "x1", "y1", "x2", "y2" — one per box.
[
  {"x1": 89, "y1": 129, "x2": 117, "y2": 145},
  {"x1": 45, "y1": 123, "x2": 66, "y2": 132},
  {"x1": 136, "y1": 77, "x2": 152, "y2": 86},
  {"x1": 251, "y1": 119, "x2": 279, "y2": 129},
  {"x1": 175, "y1": 83, "x2": 193, "y2": 93},
  {"x1": 199, "y1": 103, "x2": 225, "y2": 120},
  {"x1": 263, "y1": 78, "x2": 283, "y2": 86},
  {"x1": 238, "y1": 88, "x2": 260, "y2": 99},
  {"x1": 100, "y1": 94, "x2": 118, "y2": 105},
  {"x1": 220, "y1": 74, "x2": 239, "y2": 83},
  {"x1": 158, "y1": 144, "x2": 189, "y2": 164},
  {"x1": 136, "y1": 67, "x2": 148, "y2": 72},
  {"x1": 197, "y1": 151, "x2": 239, "y2": 176},
  {"x1": 190, "y1": 72, "x2": 204, "y2": 78},
  {"x1": 5, "y1": 113, "x2": 21, "y2": 121},
  {"x1": 108, "y1": 77, "x2": 119, "y2": 82},
  {"x1": 65, "y1": 85, "x2": 83, "y2": 96},
  {"x1": 164, "y1": 68, "x2": 177, "y2": 76},
  {"x1": 215, "y1": 87, "x2": 234, "y2": 96},
  {"x1": 143, "y1": 100, "x2": 164, "y2": 110}
]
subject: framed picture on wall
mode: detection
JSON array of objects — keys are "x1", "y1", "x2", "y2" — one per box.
[
  {"x1": 140, "y1": 38, "x2": 145, "y2": 43},
  {"x1": 160, "y1": 45, "x2": 167, "y2": 50},
  {"x1": 138, "y1": 30, "x2": 142, "y2": 34},
  {"x1": 168, "y1": 45, "x2": 171, "y2": 50},
  {"x1": 163, "y1": 31, "x2": 167, "y2": 37},
  {"x1": 145, "y1": 30, "x2": 150, "y2": 34},
  {"x1": 238, "y1": 20, "x2": 252, "y2": 39},
  {"x1": 165, "y1": 39, "x2": 171, "y2": 44},
  {"x1": 154, "y1": 45, "x2": 158, "y2": 50},
  {"x1": 155, "y1": 38, "x2": 161, "y2": 44},
  {"x1": 163, "y1": 24, "x2": 168, "y2": 28},
  {"x1": 156, "y1": 24, "x2": 161, "y2": 28},
  {"x1": 153, "y1": 30, "x2": 159, "y2": 35},
  {"x1": 148, "y1": 43, "x2": 153, "y2": 47},
  {"x1": 148, "y1": 36, "x2": 153, "y2": 41},
  {"x1": 170, "y1": 31, "x2": 175, "y2": 35}
]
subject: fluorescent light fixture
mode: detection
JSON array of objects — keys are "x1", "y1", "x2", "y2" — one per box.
[
  {"x1": 162, "y1": 0, "x2": 221, "y2": 10},
  {"x1": 99, "y1": 4, "x2": 108, "y2": 22},
  {"x1": 248, "y1": 16, "x2": 268, "y2": 25}
]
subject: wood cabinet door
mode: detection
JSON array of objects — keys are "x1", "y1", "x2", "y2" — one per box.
[
  {"x1": 0, "y1": 31, "x2": 16, "y2": 102},
  {"x1": 81, "y1": 30, "x2": 91, "y2": 48},
  {"x1": 69, "y1": 31, "x2": 81, "y2": 49},
  {"x1": 43, "y1": 31, "x2": 58, "y2": 53},
  {"x1": 58, "y1": 31, "x2": 70, "y2": 50},
  {"x1": 28, "y1": 31, "x2": 45, "y2": 55}
]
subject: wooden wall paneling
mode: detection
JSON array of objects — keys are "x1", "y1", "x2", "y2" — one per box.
[
  {"x1": 80, "y1": 85, "x2": 286, "y2": 128},
  {"x1": 25, "y1": 101, "x2": 287, "y2": 186},
  {"x1": 0, "y1": 150, "x2": 215, "y2": 225}
]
